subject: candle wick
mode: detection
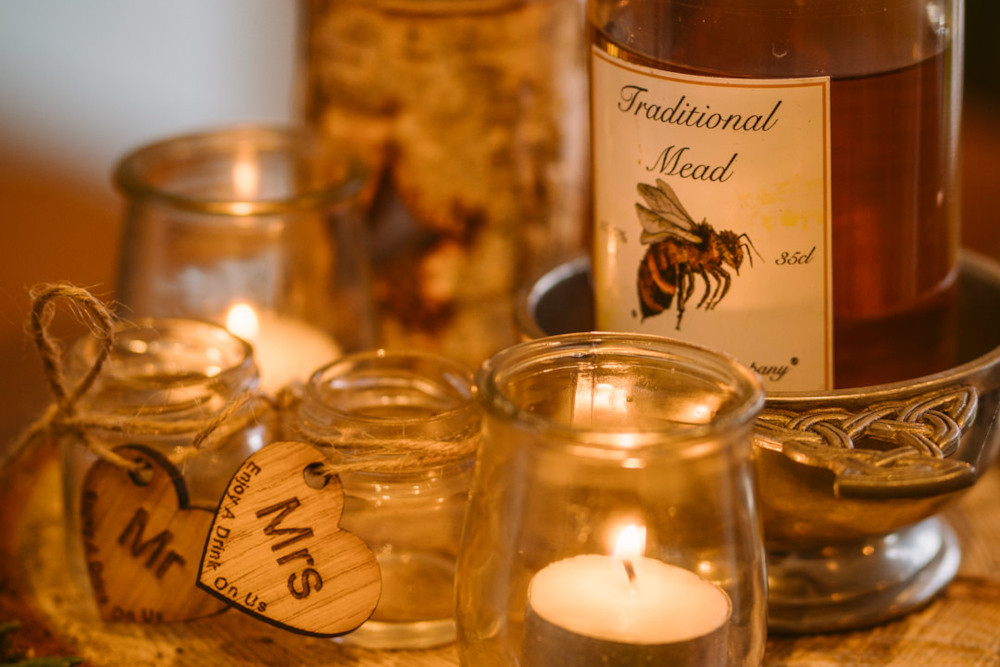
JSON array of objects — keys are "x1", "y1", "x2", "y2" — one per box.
[{"x1": 623, "y1": 558, "x2": 636, "y2": 585}]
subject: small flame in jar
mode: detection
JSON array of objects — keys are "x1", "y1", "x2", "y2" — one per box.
[
  {"x1": 233, "y1": 157, "x2": 259, "y2": 196},
  {"x1": 231, "y1": 154, "x2": 259, "y2": 214},
  {"x1": 226, "y1": 303, "x2": 260, "y2": 343},
  {"x1": 615, "y1": 524, "x2": 647, "y2": 557},
  {"x1": 614, "y1": 524, "x2": 646, "y2": 587}
]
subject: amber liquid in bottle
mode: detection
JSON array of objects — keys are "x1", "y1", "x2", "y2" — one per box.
[{"x1": 590, "y1": 0, "x2": 961, "y2": 388}]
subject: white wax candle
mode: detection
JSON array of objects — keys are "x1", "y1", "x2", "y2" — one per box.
[
  {"x1": 528, "y1": 554, "x2": 730, "y2": 644},
  {"x1": 226, "y1": 304, "x2": 342, "y2": 393},
  {"x1": 522, "y1": 527, "x2": 731, "y2": 667}
]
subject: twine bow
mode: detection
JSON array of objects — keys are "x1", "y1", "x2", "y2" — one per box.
[
  {"x1": 0, "y1": 283, "x2": 133, "y2": 471},
  {"x1": 1, "y1": 283, "x2": 267, "y2": 473}
]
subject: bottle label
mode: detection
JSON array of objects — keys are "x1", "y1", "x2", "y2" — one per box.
[{"x1": 591, "y1": 46, "x2": 833, "y2": 391}]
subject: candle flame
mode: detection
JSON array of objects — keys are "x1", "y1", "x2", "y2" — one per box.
[
  {"x1": 230, "y1": 153, "x2": 259, "y2": 215},
  {"x1": 226, "y1": 303, "x2": 260, "y2": 343},
  {"x1": 614, "y1": 524, "x2": 647, "y2": 559},
  {"x1": 233, "y1": 157, "x2": 259, "y2": 197},
  {"x1": 614, "y1": 524, "x2": 646, "y2": 589}
]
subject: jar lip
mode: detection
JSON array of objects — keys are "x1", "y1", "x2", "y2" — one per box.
[
  {"x1": 476, "y1": 331, "x2": 764, "y2": 449},
  {"x1": 303, "y1": 349, "x2": 477, "y2": 425},
  {"x1": 68, "y1": 316, "x2": 257, "y2": 390},
  {"x1": 113, "y1": 124, "x2": 366, "y2": 216}
]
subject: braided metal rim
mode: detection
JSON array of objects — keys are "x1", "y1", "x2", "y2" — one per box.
[{"x1": 755, "y1": 386, "x2": 978, "y2": 499}]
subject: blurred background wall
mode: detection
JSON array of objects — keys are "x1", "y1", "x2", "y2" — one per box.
[
  {"x1": 0, "y1": 1, "x2": 298, "y2": 448},
  {"x1": 0, "y1": 0, "x2": 998, "y2": 450}
]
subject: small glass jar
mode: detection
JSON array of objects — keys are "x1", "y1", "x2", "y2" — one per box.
[
  {"x1": 456, "y1": 332, "x2": 767, "y2": 666},
  {"x1": 61, "y1": 318, "x2": 272, "y2": 614},
  {"x1": 295, "y1": 350, "x2": 480, "y2": 649},
  {"x1": 114, "y1": 124, "x2": 374, "y2": 393}
]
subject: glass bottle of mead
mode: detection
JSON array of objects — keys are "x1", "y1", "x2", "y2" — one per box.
[{"x1": 588, "y1": 0, "x2": 963, "y2": 390}]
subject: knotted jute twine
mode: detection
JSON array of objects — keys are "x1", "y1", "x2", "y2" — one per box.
[
  {"x1": 296, "y1": 420, "x2": 481, "y2": 477},
  {"x1": 0, "y1": 283, "x2": 269, "y2": 474},
  {"x1": 293, "y1": 375, "x2": 481, "y2": 477}
]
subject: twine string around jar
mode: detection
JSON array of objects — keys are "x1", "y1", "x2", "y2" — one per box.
[
  {"x1": 2, "y1": 283, "x2": 268, "y2": 474},
  {"x1": 296, "y1": 423, "x2": 480, "y2": 477}
]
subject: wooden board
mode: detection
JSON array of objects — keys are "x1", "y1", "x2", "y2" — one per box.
[{"x1": 2, "y1": 443, "x2": 1000, "y2": 666}]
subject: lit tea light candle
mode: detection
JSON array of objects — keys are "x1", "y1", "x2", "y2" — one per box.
[
  {"x1": 226, "y1": 303, "x2": 342, "y2": 393},
  {"x1": 522, "y1": 524, "x2": 732, "y2": 667}
]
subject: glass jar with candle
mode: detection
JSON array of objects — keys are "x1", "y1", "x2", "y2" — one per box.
[
  {"x1": 114, "y1": 125, "x2": 374, "y2": 394},
  {"x1": 61, "y1": 318, "x2": 272, "y2": 617},
  {"x1": 456, "y1": 332, "x2": 767, "y2": 667},
  {"x1": 295, "y1": 350, "x2": 480, "y2": 649}
]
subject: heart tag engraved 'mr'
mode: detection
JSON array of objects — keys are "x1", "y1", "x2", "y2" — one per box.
[
  {"x1": 197, "y1": 440, "x2": 381, "y2": 637},
  {"x1": 80, "y1": 444, "x2": 229, "y2": 623}
]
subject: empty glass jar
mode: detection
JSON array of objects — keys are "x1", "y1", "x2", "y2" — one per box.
[
  {"x1": 295, "y1": 350, "x2": 480, "y2": 649},
  {"x1": 456, "y1": 332, "x2": 767, "y2": 666}
]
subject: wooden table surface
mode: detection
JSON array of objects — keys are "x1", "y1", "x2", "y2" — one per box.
[{"x1": 2, "y1": 440, "x2": 999, "y2": 667}]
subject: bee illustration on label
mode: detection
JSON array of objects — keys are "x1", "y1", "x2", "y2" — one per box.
[{"x1": 636, "y1": 178, "x2": 760, "y2": 329}]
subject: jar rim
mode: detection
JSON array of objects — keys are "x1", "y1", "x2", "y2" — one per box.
[
  {"x1": 476, "y1": 331, "x2": 764, "y2": 450},
  {"x1": 303, "y1": 348, "x2": 478, "y2": 426},
  {"x1": 67, "y1": 316, "x2": 257, "y2": 393},
  {"x1": 113, "y1": 124, "x2": 366, "y2": 216}
]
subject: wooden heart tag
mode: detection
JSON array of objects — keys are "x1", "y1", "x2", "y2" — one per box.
[
  {"x1": 197, "y1": 440, "x2": 381, "y2": 637},
  {"x1": 80, "y1": 444, "x2": 229, "y2": 623}
]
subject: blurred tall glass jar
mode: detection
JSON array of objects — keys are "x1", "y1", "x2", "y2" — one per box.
[
  {"x1": 300, "y1": 0, "x2": 589, "y2": 366},
  {"x1": 115, "y1": 126, "x2": 374, "y2": 394},
  {"x1": 588, "y1": 0, "x2": 963, "y2": 390}
]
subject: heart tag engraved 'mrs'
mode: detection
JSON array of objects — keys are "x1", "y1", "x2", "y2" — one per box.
[
  {"x1": 80, "y1": 444, "x2": 229, "y2": 623},
  {"x1": 197, "y1": 440, "x2": 381, "y2": 637}
]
